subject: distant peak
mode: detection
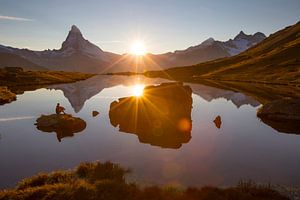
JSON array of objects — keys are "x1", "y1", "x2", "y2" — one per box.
[
  {"x1": 200, "y1": 37, "x2": 215, "y2": 46},
  {"x1": 237, "y1": 31, "x2": 247, "y2": 37},
  {"x1": 234, "y1": 31, "x2": 249, "y2": 40},
  {"x1": 239, "y1": 31, "x2": 245, "y2": 35},
  {"x1": 205, "y1": 37, "x2": 215, "y2": 42},
  {"x1": 70, "y1": 25, "x2": 81, "y2": 33},
  {"x1": 254, "y1": 32, "x2": 266, "y2": 38}
]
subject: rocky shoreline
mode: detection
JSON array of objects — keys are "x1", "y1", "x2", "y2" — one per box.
[
  {"x1": 0, "y1": 86, "x2": 16, "y2": 105},
  {"x1": 257, "y1": 98, "x2": 300, "y2": 120},
  {"x1": 257, "y1": 98, "x2": 300, "y2": 134}
]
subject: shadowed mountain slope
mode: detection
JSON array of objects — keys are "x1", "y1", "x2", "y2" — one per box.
[
  {"x1": 0, "y1": 52, "x2": 46, "y2": 71},
  {"x1": 146, "y1": 21, "x2": 300, "y2": 84}
]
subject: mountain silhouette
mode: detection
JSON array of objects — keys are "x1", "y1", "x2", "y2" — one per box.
[
  {"x1": 152, "y1": 21, "x2": 300, "y2": 84},
  {"x1": 0, "y1": 25, "x2": 265, "y2": 73}
]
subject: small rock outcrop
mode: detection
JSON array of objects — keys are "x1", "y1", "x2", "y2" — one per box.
[
  {"x1": 0, "y1": 86, "x2": 16, "y2": 105},
  {"x1": 92, "y1": 111, "x2": 99, "y2": 117},
  {"x1": 257, "y1": 98, "x2": 300, "y2": 134},
  {"x1": 213, "y1": 115, "x2": 222, "y2": 129},
  {"x1": 35, "y1": 114, "x2": 86, "y2": 142}
]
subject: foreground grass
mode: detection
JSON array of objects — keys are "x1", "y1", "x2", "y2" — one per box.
[{"x1": 0, "y1": 162, "x2": 289, "y2": 200}]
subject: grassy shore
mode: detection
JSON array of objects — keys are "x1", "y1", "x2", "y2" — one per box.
[
  {"x1": 0, "y1": 86, "x2": 16, "y2": 105},
  {"x1": 0, "y1": 68, "x2": 94, "y2": 87},
  {"x1": 0, "y1": 67, "x2": 94, "y2": 104},
  {"x1": 0, "y1": 161, "x2": 289, "y2": 200}
]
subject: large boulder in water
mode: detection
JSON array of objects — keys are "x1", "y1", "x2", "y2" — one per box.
[
  {"x1": 109, "y1": 82, "x2": 193, "y2": 149},
  {"x1": 257, "y1": 98, "x2": 300, "y2": 134},
  {"x1": 35, "y1": 114, "x2": 86, "y2": 142},
  {"x1": 0, "y1": 86, "x2": 16, "y2": 105}
]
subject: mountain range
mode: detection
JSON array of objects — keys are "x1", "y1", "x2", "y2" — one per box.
[
  {"x1": 0, "y1": 25, "x2": 265, "y2": 73},
  {"x1": 149, "y1": 21, "x2": 300, "y2": 84}
]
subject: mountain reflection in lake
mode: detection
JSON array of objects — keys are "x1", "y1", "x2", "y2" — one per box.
[
  {"x1": 109, "y1": 82, "x2": 192, "y2": 149},
  {"x1": 0, "y1": 75, "x2": 300, "y2": 189}
]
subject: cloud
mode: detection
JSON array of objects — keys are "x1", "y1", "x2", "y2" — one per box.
[{"x1": 0, "y1": 15, "x2": 34, "y2": 21}]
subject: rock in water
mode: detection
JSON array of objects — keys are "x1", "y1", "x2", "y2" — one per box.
[
  {"x1": 0, "y1": 86, "x2": 16, "y2": 105},
  {"x1": 109, "y1": 82, "x2": 193, "y2": 149},
  {"x1": 92, "y1": 111, "x2": 99, "y2": 117},
  {"x1": 35, "y1": 114, "x2": 86, "y2": 142},
  {"x1": 213, "y1": 115, "x2": 222, "y2": 129},
  {"x1": 257, "y1": 98, "x2": 300, "y2": 134}
]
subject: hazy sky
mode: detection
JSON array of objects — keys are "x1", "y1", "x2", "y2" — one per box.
[{"x1": 0, "y1": 0, "x2": 299, "y2": 54}]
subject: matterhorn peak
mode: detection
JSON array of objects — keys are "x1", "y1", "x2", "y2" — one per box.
[
  {"x1": 67, "y1": 25, "x2": 83, "y2": 38},
  {"x1": 59, "y1": 24, "x2": 105, "y2": 59},
  {"x1": 70, "y1": 25, "x2": 81, "y2": 34},
  {"x1": 61, "y1": 25, "x2": 85, "y2": 50}
]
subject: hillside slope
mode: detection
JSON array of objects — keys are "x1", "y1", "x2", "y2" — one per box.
[
  {"x1": 148, "y1": 21, "x2": 300, "y2": 84},
  {"x1": 0, "y1": 52, "x2": 46, "y2": 71}
]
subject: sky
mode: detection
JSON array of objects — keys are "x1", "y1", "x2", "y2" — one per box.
[{"x1": 0, "y1": 0, "x2": 299, "y2": 54}]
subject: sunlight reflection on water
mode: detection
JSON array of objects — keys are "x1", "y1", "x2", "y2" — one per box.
[{"x1": 0, "y1": 75, "x2": 299, "y2": 189}]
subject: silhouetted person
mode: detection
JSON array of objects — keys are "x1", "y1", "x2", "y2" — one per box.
[{"x1": 56, "y1": 103, "x2": 66, "y2": 114}]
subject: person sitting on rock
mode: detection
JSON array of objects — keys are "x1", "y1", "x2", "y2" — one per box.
[{"x1": 56, "y1": 103, "x2": 66, "y2": 114}]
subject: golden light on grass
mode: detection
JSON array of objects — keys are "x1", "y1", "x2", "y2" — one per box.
[
  {"x1": 131, "y1": 84, "x2": 145, "y2": 97},
  {"x1": 130, "y1": 40, "x2": 147, "y2": 56}
]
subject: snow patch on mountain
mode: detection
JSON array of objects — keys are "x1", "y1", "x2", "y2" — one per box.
[
  {"x1": 172, "y1": 31, "x2": 266, "y2": 57},
  {"x1": 225, "y1": 38, "x2": 251, "y2": 55},
  {"x1": 175, "y1": 37, "x2": 216, "y2": 54},
  {"x1": 223, "y1": 31, "x2": 266, "y2": 56}
]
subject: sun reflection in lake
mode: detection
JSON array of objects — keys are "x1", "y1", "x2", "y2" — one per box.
[{"x1": 131, "y1": 84, "x2": 145, "y2": 97}]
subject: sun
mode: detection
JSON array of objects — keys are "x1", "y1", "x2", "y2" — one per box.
[
  {"x1": 132, "y1": 84, "x2": 145, "y2": 97},
  {"x1": 130, "y1": 40, "x2": 147, "y2": 56}
]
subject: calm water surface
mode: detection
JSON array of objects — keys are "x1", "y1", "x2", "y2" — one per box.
[{"x1": 0, "y1": 75, "x2": 299, "y2": 188}]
